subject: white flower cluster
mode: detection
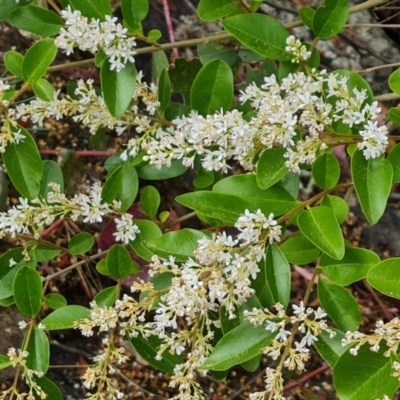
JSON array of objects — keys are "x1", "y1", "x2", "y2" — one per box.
[
  {"x1": 245, "y1": 302, "x2": 333, "y2": 399},
  {"x1": 55, "y1": 6, "x2": 137, "y2": 72},
  {"x1": 285, "y1": 35, "x2": 312, "y2": 63},
  {"x1": 0, "y1": 182, "x2": 139, "y2": 242}
]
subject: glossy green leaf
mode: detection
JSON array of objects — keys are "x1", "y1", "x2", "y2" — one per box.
[
  {"x1": 26, "y1": 328, "x2": 49, "y2": 373},
  {"x1": 320, "y1": 195, "x2": 349, "y2": 224},
  {"x1": 102, "y1": 164, "x2": 138, "y2": 212},
  {"x1": 39, "y1": 160, "x2": 64, "y2": 200},
  {"x1": 367, "y1": 258, "x2": 400, "y2": 299},
  {"x1": 198, "y1": 43, "x2": 237, "y2": 66},
  {"x1": 313, "y1": 0, "x2": 348, "y2": 39},
  {"x1": 96, "y1": 259, "x2": 110, "y2": 276},
  {"x1": 388, "y1": 143, "x2": 400, "y2": 183},
  {"x1": 334, "y1": 344, "x2": 400, "y2": 400},
  {"x1": 213, "y1": 175, "x2": 296, "y2": 216},
  {"x1": 158, "y1": 68, "x2": 171, "y2": 113},
  {"x1": 4, "y1": 50, "x2": 23, "y2": 77},
  {"x1": 144, "y1": 229, "x2": 207, "y2": 263},
  {"x1": 140, "y1": 186, "x2": 160, "y2": 219},
  {"x1": 280, "y1": 232, "x2": 320, "y2": 265},
  {"x1": 33, "y1": 244, "x2": 60, "y2": 262},
  {"x1": 107, "y1": 244, "x2": 139, "y2": 279},
  {"x1": 0, "y1": 354, "x2": 11, "y2": 370},
  {"x1": 121, "y1": 0, "x2": 148, "y2": 26},
  {"x1": 256, "y1": 147, "x2": 288, "y2": 189},
  {"x1": 176, "y1": 191, "x2": 251, "y2": 225},
  {"x1": 191, "y1": 59, "x2": 233, "y2": 116},
  {"x1": 250, "y1": 0, "x2": 262, "y2": 12},
  {"x1": 68, "y1": 232, "x2": 94, "y2": 255},
  {"x1": 314, "y1": 328, "x2": 350, "y2": 368},
  {"x1": 222, "y1": 14, "x2": 292, "y2": 61},
  {"x1": 147, "y1": 29, "x2": 161, "y2": 42},
  {"x1": 69, "y1": 0, "x2": 112, "y2": 20},
  {"x1": 13, "y1": 267, "x2": 42, "y2": 317},
  {"x1": 152, "y1": 51, "x2": 169, "y2": 82},
  {"x1": 32, "y1": 376, "x2": 63, "y2": 400},
  {"x1": 32, "y1": 78, "x2": 54, "y2": 102},
  {"x1": 388, "y1": 107, "x2": 400, "y2": 125},
  {"x1": 297, "y1": 206, "x2": 345, "y2": 260},
  {"x1": 129, "y1": 220, "x2": 162, "y2": 261},
  {"x1": 137, "y1": 159, "x2": 188, "y2": 180},
  {"x1": 200, "y1": 321, "x2": 274, "y2": 371},
  {"x1": 312, "y1": 153, "x2": 340, "y2": 190},
  {"x1": 101, "y1": 59, "x2": 136, "y2": 117},
  {"x1": 9, "y1": 5, "x2": 64, "y2": 36},
  {"x1": 197, "y1": 0, "x2": 237, "y2": 21},
  {"x1": 0, "y1": 0, "x2": 31, "y2": 22},
  {"x1": 389, "y1": 68, "x2": 400, "y2": 96},
  {"x1": 320, "y1": 246, "x2": 379, "y2": 286},
  {"x1": 193, "y1": 165, "x2": 214, "y2": 189},
  {"x1": 241, "y1": 354, "x2": 261, "y2": 372},
  {"x1": 3, "y1": 125, "x2": 43, "y2": 200},
  {"x1": 299, "y1": 6, "x2": 315, "y2": 30},
  {"x1": 44, "y1": 293, "x2": 67, "y2": 310},
  {"x1": 22, "y1": 38, "x2": 57, "y2": 83},
  {"x1": 129, "y1": 331, "x2": 183, "y2": 374},
  {"x1": 318, "y1": 278, "x2": 360, "y2": 331},
  {"x1": 94, "y1": 286, "x2": 118, "y2": 308},
  {"x1": 264, "y1": 244, "x2": 291, "y2": 308},
  {"x1": 40, "y1": 305, "x2": 90, "y2": 330},
  {"x1": 351, "y1": 150, "x2": 393, "y2": 224}
]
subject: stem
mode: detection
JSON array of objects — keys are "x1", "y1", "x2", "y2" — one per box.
[
  {"x1": 39, "y1": 149, "x2": 114, "y2": 157},
  {"x1": 161, "y1": 0, "x2": 179, "y2": 59},
  {"x1": 375, "y1": 92, "x2": 400, "y2": 101},
  {"x1": 160, "y1": 211, "x2": 197, "y2": 229}
]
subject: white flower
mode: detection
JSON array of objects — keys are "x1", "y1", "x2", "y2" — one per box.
[
  {"x1": 18, "y1": 320, "x2": 27, "y2": 329},
  {"x1": 113, "y1": 213, "x2": 140, "y2": 244}
]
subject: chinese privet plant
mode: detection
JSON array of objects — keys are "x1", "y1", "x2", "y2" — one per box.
[{"x1": 1, "y1": 0, "x2": 400, "y2": 399}]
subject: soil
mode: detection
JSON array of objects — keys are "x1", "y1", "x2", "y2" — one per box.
[{"x1": 2, "y1": 0, "x2": 400, "y2": 399}]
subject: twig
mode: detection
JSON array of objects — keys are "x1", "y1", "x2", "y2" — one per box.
[
  {"x1": 40, "y1": 149, "x2": 114, "y2": 157},
  {"x1": 354, "y1": 61, "x2": 400, "y2": 74},
  {"x1": 161, "y1": 0, "x2": 179, "y2": 59},
  {"x1": 364, "y1": 281, "x2": 394, "y2": 321},
  {"x1": 283, "y1": 364, "x2": 330, "y2": 393}
]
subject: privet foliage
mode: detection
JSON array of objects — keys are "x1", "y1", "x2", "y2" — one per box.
[{"x1": 0, "y1": 0, "x2": 400, "y2": 399}]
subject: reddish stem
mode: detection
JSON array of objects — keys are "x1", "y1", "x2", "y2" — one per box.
[
  {"x1": 162, "y1": 0, "x2": 179, "y2": 59},
  {"x1": 40, "y1": 149, "x2": 114, "y2": 157},
  {"x1": 40, "y1": 218, "x2": 65, "y2": 239},
  {"x1": 283, "y1": 364, "x2": 330, "y2": 393}
]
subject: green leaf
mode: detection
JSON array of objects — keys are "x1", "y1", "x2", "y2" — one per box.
[
  {"x1": 213, "y1": 175, "x2": 296, "y2": 217},
  {"x1": 297, "y1": 206, "x2": 345, "y2": 260},
  {"x1": 32, "y1": 78, "x2": 54, "y2": 102},
  {"x1": 13, "y1": 267, "x2": 42, "y2": 317},
  {"x1": 0, "y1": 354, "x2": 11, "y2": 370},
  {"x1": 388, "y1": 143, "x2": 400, "y2": 183},
  {"x1": 320, "y1": 246, "x2": 379, "y2": 286},
  {"x1": 69, "y1": 0, "x2": 112, "y2": 20},
  {"x1": 318, "y1": 278, "x2": 360, "y2": 331},
  {"x1": 144, "y1": 229, "x2": 207, "y2": 263},
  {"x1": 250, "y1": 0, "x2": 262, "y2": 12},
  {"x1": 312, "y1": 153, "x2": 340, "y2": 190},
  {"x1": 129, "y1": 220, "x2": 162, "y2": 261},
  {"x1": 152, "y1": 51, "x2": 169, "y2": 82},
  {"x1": 191, "y1": 59, "x2": 233, "y2": 116},
  {"x1": 0, "y1": 0, "x2": 32, "y2": 23},
  {"x1": 3, "y1": 126, "x2": 43, "y2": 200},
  {"x1": 388, "y1": 107, "x2": 400, "y2": 125},
  {"x1": 33, "y1": 244, "x2": 60, "y2": 262},
  {"x1": 193, "y1": 165, "x2": 214, "y2": 189},
  {"x1": 94, "y1": 286, "x2": 118, "y2": 307},
  {"x1": 22, "y1": 38, "x2": 57, "y2": 83},
  {"x1": 147, "y1": 29, "x2": 162, "y2": 42},
  {"x1": 367, "y1": 258, "x2": 400, "y2": 299},
  {"x1": 68, "y1": 232, "x2": 94, "y2": 255},
  {"x1": 121, "y1": 0, "x2": 149, "y2": 25},
  {"x1": 256, "y1": 147, "x2": 288, "y2": 189},
  {"x1": 299, "y1": 6, "x2": 315, "y2": 30},
  {"x1": 351, "y1": 150, "x2": 393, "y2": 224},
  {"x1": 107, "y1": 244, "x2": 139, "y2": 279},
  {"x1": 241, "y1": 354, "x2": 261, "y2": 372},
  {"x1": 102, "y1": 165, "x2": 138, "y2": 212},
  {"x1": 158, "y1": 68, "x2": 171, "y2": 113},
  {"x1": 222, "y1": 14, "x2": 292, "y2": 61},
  {"x1": 44, "y1": 293, "x2": 67, "y2": 310},
  {"x1": 198, "y1": 43, "x2": 237, "y2": 66},
  {"x1": 264, "y1": 244, "x2": 291, "y2": 308},
  {"x1": 333, "y1": 70, "x2": 374, "y2": 105},
  {"x1": 32, "y1": 376, "x2": 63, "y2": 400},
  {"x1": 96, "y1": 259, "x2": 110, "y2": 276},
  {"x1": 176, "y1": 192, "x2": 252, "y2": 225},
  {"x1": 26, "y1": 328, "x2": 50, "y2": 373},
  {"x1": 313, "y1": 0, "x2": 348, "y2": 39},
  {"x1": 137, "y1": 159, "x2": 188, "y2": 180},
  {"x1": 129, "y1": 331, "x2": 183, "y2": 374},
  {"x1": 40, "y1": 305, "x2": 90, "y2": 330},
  {"x1": 389, "y1": 68, "x2": 400, "y2": 96},
  {"x1": 140, "y1": 186, "x2": 160, "y2": 219},
  {"x1": 197, "y1": 0, "x2": 238, "y2": 21},
  {"x1": 314, "y1": 328, "x2": 350, "y2": 368},
  {"x1": 4, "y1": 50, "x2": 24, "y2": 78},
  {"x1": 101, "y1": 59, "x2": 136, "y2": 117},
  {"x1": 280, "y1": 232, "x2": 320, "y2": 265},
  {"x1": 9, "y1": 5, "x2": 64, "y2": 37},
  {"x1": 320, "y1": 195, "x2": 349, "y2": 224},
  {"x1": 39, "y1": 160, "x2": 64, "y2": 200},
  {"x1": 200, "y1": 321, "x2": 274, "y2": 371},
  {"x1": 334, "y1": 344, "x2": 400, "y2": 400}
]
